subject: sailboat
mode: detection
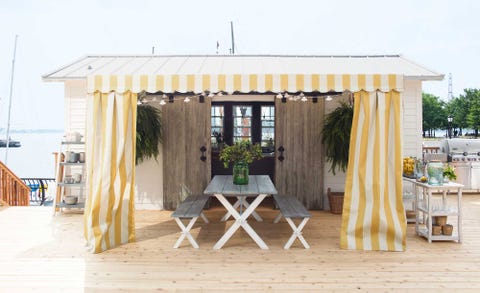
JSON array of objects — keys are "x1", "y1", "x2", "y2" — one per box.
[
  {"x1": 0, "y1": 138, "x2": 21, "y2": 148},
  {"x1": 2, "y1": 35, "x2": 21, "y2": 156}
]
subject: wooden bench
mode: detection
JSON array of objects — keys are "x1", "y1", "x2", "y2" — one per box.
[
  {"x1": 273, "y1": 195, "x2": 311, "y2": 249},
  {"x1": 171, "y1": 194, "x2": 210, "y2": 249}
]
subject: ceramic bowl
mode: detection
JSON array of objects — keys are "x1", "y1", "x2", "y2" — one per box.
[{"x1": 64, "y1": 196, "x2": 78, "y2": 205}]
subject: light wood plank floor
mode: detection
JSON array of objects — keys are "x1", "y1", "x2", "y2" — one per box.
[{"x1": 1, "y1": 195, "x2": 480, "y2": 292}]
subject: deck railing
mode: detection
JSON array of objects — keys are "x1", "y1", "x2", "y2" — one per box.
[
  {"x1": 21, "y1": 178, "x2": 56, "y2": 205},
  {"x1": 0, "y1": 160, "x2": 30, "y2": 206}
]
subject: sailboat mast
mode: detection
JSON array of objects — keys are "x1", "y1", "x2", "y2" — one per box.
[
  {"x1": 230, "y1": 21, "x2": 235, "y2": 55},
  {"x1": 4, "y1": 35, "x2": 18, "y2": 164}
]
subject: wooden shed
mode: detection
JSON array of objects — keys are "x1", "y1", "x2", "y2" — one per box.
[{"x1": 43, "y1": 54, "x2": 442, "y2": 252}]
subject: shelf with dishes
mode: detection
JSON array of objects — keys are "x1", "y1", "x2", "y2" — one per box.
[{"x1": 53, "y1": 133, "x2": 87, "y2": 215}]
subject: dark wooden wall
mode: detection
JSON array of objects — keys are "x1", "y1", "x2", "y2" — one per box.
[{"x1": 274, "y1": 99, "x2": 324, "y2": 209}]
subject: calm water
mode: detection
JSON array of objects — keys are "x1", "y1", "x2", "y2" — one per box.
[{"x1": 0, "y1": 131, "x2": 64, "y2": 178}]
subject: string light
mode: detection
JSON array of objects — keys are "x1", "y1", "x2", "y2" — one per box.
[{"x1": 141, "y1": 91, "x2": 345, "y2": 106}]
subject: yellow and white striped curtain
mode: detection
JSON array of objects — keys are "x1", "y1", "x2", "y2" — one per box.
[
  {"x1": 84, "y1": 91, "x2": 137, "y2": 253},
  {"x1": 340, "y1": 90, "x2": 407, "y2": 251}
]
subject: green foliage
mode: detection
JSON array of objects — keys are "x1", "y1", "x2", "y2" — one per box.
[
  {"x1": 423, "y1": 89, "x2": 480, "y2": 138},
  {"x1": 321, "y1": 101, "x2": 353, "y2": 175},
  {"x1": 422, "y1": 93, "x2": 446, "y2": 136},
  {"x1": 443, "y1": 165, "x2": 457, "y2": 181},
  {"x1": 449, "y1": 95, "x2": 469, "y2": 130},
  {"x1": 219, "y1": 140, "x2": 262, "y2": 168},
  {"x1": 464, "y1": 89, "x2": 480, "y2": 136},
  {"x1": 136, "y1": 104, "x2": 162, "y2": 165}
]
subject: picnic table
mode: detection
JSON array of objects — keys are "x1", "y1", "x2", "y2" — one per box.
[{"x1": 204, "y1": 175, "x2": 277, "y2": 249}]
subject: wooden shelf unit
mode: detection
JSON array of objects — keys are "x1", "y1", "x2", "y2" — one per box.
[{"x1": 404, "y1": 178, "x2": 463, "y2": 243}]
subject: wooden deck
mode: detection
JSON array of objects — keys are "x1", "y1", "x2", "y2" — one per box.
[{"x1": 2, "y1": 195, "x2": 480, "y2": 292}]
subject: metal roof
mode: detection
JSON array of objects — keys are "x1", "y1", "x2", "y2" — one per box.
[{"x1": 43, "y1": 54, "x2": 443, "y2": 82}]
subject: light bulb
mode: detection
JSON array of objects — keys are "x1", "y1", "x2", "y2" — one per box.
[
  {"x1": 326, "y1": 95, "x2": 332, "y2": 101},
  {"x1": 301, "y1": 96, "x2": 308, "y2": 102},
  {"x1": 184, "y1": 96, "x2": 191, "y2": 103},
  {"x1": 159, "y1": 99, "x2": 166, "y2": 106}
]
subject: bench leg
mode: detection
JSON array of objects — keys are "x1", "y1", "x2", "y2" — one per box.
[
  {"x1": 284, "y1": 217, "x2": 310, "y2": 249},
  {"x1": 173, "y1": 217, "x2": 200, "y2": 249}
]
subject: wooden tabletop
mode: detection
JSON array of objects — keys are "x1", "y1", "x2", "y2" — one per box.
[{"x1": 204, "y1": 175, "x2": 277, "y2": 196}]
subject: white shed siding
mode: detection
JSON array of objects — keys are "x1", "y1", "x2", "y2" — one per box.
[
  {"x1": 402, "y1": 79, "x2": 423, "y2": 158},
  {"x1": 64, "y1": 80, "x2": 87, "y2": 135},
  {"x1": 63, "y1": 81, "x2": 164, "y2": 210}
]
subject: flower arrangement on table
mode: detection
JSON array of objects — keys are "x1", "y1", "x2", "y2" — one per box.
[
  {"x1": 219, "y1": 140, "x2": 262, "y2": 184},
  {"x1": 443, "y1": 165, "x2": 457, "y2": 181}
]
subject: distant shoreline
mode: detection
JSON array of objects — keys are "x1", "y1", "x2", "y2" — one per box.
[{"x1": 0, "y1": 129, "x2": 63, "y2": 134}]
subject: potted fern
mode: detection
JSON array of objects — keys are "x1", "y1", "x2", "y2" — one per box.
[
  {"x1": 219, "y1": 140, "x2": 262, "y2": 185},
  {"x1": 136, "y1": 104, "x2": 162, "y2": 165},
  {"x1": 321, "y1": 100, "x2": 354, "y2": 213}
]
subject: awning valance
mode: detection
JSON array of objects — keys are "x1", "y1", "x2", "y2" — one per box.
[{"x1": 87, "y1": 74, "x2": 403, "y2": 94}]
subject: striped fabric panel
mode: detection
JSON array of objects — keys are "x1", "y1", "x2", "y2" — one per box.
[
  {"x1": 340, "y1": 90, "x2": 406, "y2": 251},
  {"x1": 84, "y1": 91, "x2": 136, "y2": 253},
  {"x1": 88, "y1": 74, "x2": 403, "y2": 94}
]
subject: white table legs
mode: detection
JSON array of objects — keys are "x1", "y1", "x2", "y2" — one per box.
[
  {"x1": 213, "y1": 193, "x2": 269, "y2": 250},
  {"x1": 220, "y1": 196, "x2": 263, "y2": 222}
]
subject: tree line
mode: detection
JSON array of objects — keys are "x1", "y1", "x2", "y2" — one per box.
[{"x1": 423, "y1": 89, "x2": 480, "y2": 138}]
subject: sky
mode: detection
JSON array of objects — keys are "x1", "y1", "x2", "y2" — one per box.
[{"x1": 0, "y1": 0, "x2": 479, "y2": 130}]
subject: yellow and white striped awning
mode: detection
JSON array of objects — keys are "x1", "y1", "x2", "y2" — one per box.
[{"x1": 87, "y1": 73, "x2": 403, "y2": 94}]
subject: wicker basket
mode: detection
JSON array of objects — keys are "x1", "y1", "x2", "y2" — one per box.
[
  {"x1": 328, "y1": 188, "x2": 344, "y2": 214},
  {"x1": 433, "y1": 216, "x2": 448, "y2": 226},
  {"x1": 432, "y1": 225, "x2": 442, "y2": 235},
  {"x1": 442, "y1": 224, "x2": 453, "y2": 235}
]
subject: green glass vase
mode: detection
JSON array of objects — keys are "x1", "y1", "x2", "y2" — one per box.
[{"x1": 233, "y1": 161, "x2": 249, "y2": 185}]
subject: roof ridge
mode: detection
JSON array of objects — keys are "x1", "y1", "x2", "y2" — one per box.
[{"x1": 82, "y1": 54, "x2": 402, "y2": 58}]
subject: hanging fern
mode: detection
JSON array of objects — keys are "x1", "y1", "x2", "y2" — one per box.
[
  {"x1": 321, "y1": 101, "x2": 353, "y2": 175},
  {"x1": 136, "y1": 104, "x2": 162, "y2": 165}
]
